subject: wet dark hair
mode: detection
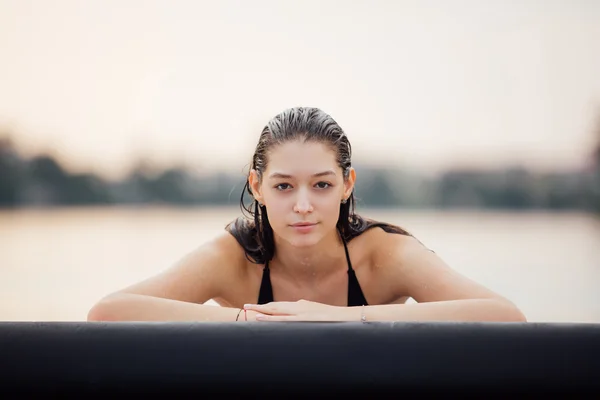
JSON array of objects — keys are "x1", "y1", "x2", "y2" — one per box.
[{"x1": 226, "y1": 107, "x2": 411, "y2": 264}]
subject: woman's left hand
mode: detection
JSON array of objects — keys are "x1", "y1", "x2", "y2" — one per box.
[{"x1": 243, "y1": 299, "x2": 356, "y2": 322}]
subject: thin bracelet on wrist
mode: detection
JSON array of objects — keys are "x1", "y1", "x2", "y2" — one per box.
[
  {"x1": 235, "y1": 308, "x2": 243, "y2": 321},
  {"x1": 360, "y1": 305, "x2": 367, "y2": 322}
]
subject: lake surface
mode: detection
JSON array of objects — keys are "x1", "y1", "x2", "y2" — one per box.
[{"x1": 1, "y1": 206, "x2": 599, "y2": 323}]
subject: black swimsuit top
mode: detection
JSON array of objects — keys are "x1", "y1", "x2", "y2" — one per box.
[{"x1": 257, "y1": 235, "x2": 369, "y2": 306}]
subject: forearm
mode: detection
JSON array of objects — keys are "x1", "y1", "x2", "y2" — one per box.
[
  {"x1": 87, "y1": 293, "x2": 244, "y2": 322},
  {"x1": 347, "y1": 298, "x2": 527, "y2": 323}
]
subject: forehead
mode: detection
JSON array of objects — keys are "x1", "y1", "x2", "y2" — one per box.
[{"x1": 265, "y1": 140, "x2": 338, "y2": 175}]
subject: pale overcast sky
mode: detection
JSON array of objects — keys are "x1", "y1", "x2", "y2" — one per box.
[{"x1": 1, "y1": 0, "x2": 599, "y2": 179}]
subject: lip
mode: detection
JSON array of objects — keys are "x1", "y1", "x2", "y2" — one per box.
[
  {"x1": 291, "y1": 222, "x2": 317, "y2": 227},
  {"x1": 290, "y1": 222, "x2": 318, "y2": 233}
]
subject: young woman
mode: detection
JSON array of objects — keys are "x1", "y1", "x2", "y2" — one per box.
[{"x1": 87, "y1": 107, "x2": 526, "y2": 323}]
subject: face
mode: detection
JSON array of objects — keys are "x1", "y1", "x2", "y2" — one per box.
[{"x1": 249, "y1": 140, "x2": 355, "y2": 248}]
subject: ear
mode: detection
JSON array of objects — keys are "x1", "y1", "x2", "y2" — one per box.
[
  {"x1": 248, "y1": 169, "x2": 264, "y2": 204},
  {"x1": 343, "y1": 167, "x2": 356, "y2": 200}
]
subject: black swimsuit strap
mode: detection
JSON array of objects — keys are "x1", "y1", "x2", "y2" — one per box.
[
  {"x1": 342, "y1": 235, "x2": 369, "y2": 306},
  {"x1": 341, "y1": 235, "x2": 354, "y2": 272},
  {"x1": 257, "y1": 260, "x2": 272, "y2": 305}
]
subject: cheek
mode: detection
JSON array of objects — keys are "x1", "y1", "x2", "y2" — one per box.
[
  {"x1": 263, "y1": 195, "x2": 289, "y2": 222},
  {"x1": 314, "y1": 194, "x2": 342, "y2": 217}
]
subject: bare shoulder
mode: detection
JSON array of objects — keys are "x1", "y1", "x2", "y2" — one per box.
[
  {"x1": 343, "y1": 226, "x2": 421, "y2": 278},
  {"x1": 359, "y1": 226, "x2": 429, "y2": 278},
  {"x1": 362, "y1": 226, "x2": 506, "y2": 303},
  {"x1": 188, "y1": 230, "x2": 248, "y2": 268},
  {"x1": 362, "y1": 225, "x2": 425, "y2": 261},
  {"x1": 113, "y1": 230, "x2": 247, "y2": 305}
]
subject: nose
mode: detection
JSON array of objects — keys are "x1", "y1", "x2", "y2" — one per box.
[{"x1": 293, "y1": 190, "x2": 313, "y2": 214}]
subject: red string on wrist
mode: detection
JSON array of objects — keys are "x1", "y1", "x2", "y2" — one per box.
[{"x1": 244, "y1": 309, "x2": 248, "y2": 321}]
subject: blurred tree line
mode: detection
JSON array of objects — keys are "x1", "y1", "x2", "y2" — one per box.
[{"x1": 1, "y1": 124, "x2": 599, "y2": 212}]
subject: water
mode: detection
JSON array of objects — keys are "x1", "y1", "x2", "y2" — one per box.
[{"x1": 1, "y1": 206, "x2": 599, "y2": 323}]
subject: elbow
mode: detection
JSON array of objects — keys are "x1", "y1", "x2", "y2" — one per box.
[
  {"x1": 87, "y1": 303, "x2": 111, "y2": 322},
  {"x1": 493, "y1": 298, "x2": 527, "y2": 322},
  {"x1": 87, "y1": 293, "x2": 126, "y2": 322},
  {"x1": 509, "y1": 307, "x2": 528, "y2": 323}
]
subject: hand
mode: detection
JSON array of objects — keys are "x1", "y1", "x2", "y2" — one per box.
[{"x1": 243, "y1": 299, "x2": 356, "y2": 322}]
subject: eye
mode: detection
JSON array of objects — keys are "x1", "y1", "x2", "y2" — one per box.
[
  {"x1": 275, "y1": 183, "x2": 292, "y2": 191},
  {"x1": 315, "y1": 182, "x2": 331, "y2": 189}
]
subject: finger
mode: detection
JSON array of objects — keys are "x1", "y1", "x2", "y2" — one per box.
[
  {"x1": 255, "y1": 313, "x2": 299, "y2": 322},
  {"x1": 244, "y1": 302, "x2": 293, "y2": 315},
  {"x1": 243, "y1": 303, "x2": 270, "y2": 313}
]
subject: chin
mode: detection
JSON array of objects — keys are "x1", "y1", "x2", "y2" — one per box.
[
  {"x1": 280, "y1": 228, "x2": 324, "y2": 248},
  {"x1": 287, "y1": 235, "x2": 322, "y2": 248}
]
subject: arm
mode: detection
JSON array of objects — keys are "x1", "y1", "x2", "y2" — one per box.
[
  {"x1": 244, "y1": 232, "x2": 526, "y2": 322},
  {"x1": 346, "y1": 299, "x2": 525, "y2": 322},
  {"x1": 87, "y1": 232, "x2": 252, "y2": 322},
  {"x1": 357, "y1": 233, "x2": 527, "y2": 322},
  {"x1": 87, "y1": 293, "x2": 245, "y2": 322}
]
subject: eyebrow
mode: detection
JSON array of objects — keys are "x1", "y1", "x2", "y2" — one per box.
[{"x1": 268, "y1": 170, "x2": 337, "y2": 179}]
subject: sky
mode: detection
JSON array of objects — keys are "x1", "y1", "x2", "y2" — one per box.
[{"x1": 1, "y1": 0, "x2": 599, "y2": 179}]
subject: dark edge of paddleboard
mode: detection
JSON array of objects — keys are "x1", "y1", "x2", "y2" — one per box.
[{"x1": 0, "y1": 321, "x2": 599, "y2": 397}]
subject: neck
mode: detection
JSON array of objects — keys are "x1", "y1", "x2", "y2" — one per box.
[{"x1": 271, "y1": 229, "x2": 347, "y2": 281}]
